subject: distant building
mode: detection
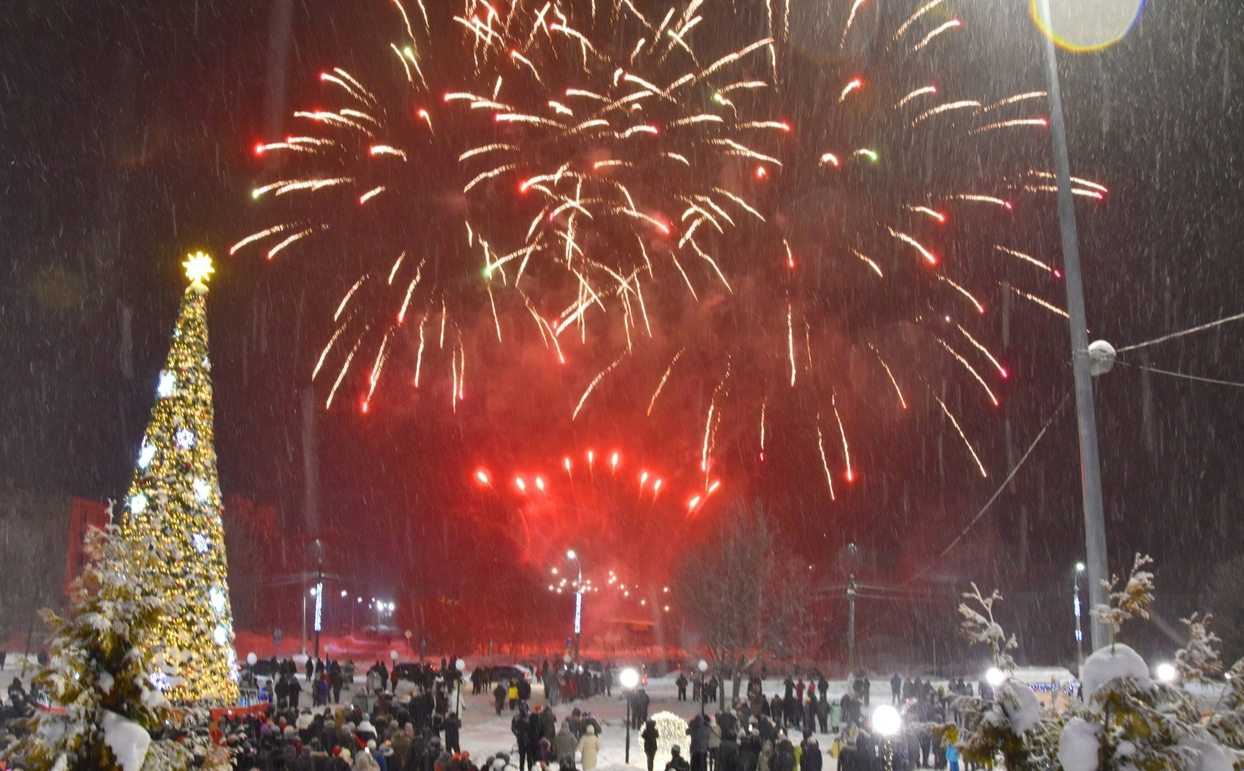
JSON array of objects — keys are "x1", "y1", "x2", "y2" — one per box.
[{"x1": 0, "y1": 486, "x2": 108, "y2": 643}]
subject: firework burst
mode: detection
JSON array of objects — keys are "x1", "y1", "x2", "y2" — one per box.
[
  {"x1": 470, "y1": 443, "x2": 724, "y2": 585},
  {"x1": 570, "y1": 0, "x2": 1105, "y2": 494}
]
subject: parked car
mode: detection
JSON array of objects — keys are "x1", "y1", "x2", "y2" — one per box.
[{"x1": 483, "y1": 664, "x2": 532, "y2": 683}]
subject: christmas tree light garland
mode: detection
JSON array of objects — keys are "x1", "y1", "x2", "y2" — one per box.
[{"x1": 119, "y1": 253, "x2": 239, "y2": 704}]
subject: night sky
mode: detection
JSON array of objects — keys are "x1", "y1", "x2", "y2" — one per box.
[{"x1": 3, "y1": 0, "x2": 1244, "y2": 663}]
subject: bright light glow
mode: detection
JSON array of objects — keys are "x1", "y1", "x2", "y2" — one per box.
[
  {"x1": 698, "y1": 659, "x2": 708, "y2": 673},
  {"x1": 129, "y1": 494, "x2": 148, "y2": 514},
  {"x1": 619, "y1": 667, "x2": 640, "y2": 689},
  {"x1": 157, "y1": 372, "x2": 177, "y2": 398},
  {"x1": 138, "y1": 443, "x2": 156, "y2": 469},
  {"x1": 872, "y1": 705, "x2": 902, "y2": 736},
  {"x1": 1156, "y1": 662, "x2": 1178, "y2": 683},
  {"x1": 986, "y1": 667, "x2": 1007, "y2": 687},
  {"x1": 1076, "y1": 562, "x2": 1086, "y2": 572},
  {"x1": 567, "y1": 549, "x2": 577, "y2": 560},
  {"x1": 475, "y1": 469, "x2": 491, "y2": 485},
  {"x1": 183, "y1": 252, "x2": 215, "y2": 285}
]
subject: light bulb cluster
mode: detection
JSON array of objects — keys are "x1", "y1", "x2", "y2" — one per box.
[{"x1": 118, "y1": 263, "x2": 239, "y2": 704}]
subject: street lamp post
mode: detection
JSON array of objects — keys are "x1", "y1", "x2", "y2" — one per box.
[
  {"x1": 1073, "y1": 562, "x2": 1086, "y2": 671},
  {"x1": 455, "y1": 658, "x2": 466, "y2": 715},
  {"x1": 698, "y1": 659, "x2": 709, "y2": 718},
  {"x1": 620, "y1": 667, "x2": 640, "y2": 763},
  {"x1": 846, "y1": 575, "x2": 857, "y2": 676},
  {"x1": 1035, "y1": 0, "x2": 1111, "y2": 654},
  {"x1": 567, "y1": 550, "x2": 584, "y2": 661}
]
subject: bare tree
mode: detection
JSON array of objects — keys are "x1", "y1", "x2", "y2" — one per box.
[
  {"x1": 675, "y1": 502, "x2": 813, "y2": 705},
  {"x1": 1204, "y1": 554, "x2": 1244, "y2": 663}
]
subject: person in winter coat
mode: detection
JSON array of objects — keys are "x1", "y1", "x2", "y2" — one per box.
[
  {"x1": 355, "y1": 747, "x2": 382, "y2": 771},
  {"x1": 739, "y1": 727, "x2": 761, "y2": 771},
  {"x1": 773, "y1": 738, "x2": 796, "y2": 771},
  {"x1": 758, "y1": 741, "x2": 774, "y2": 771},
  {"x1": 666, "y1": 748, "x2": 691, "y2": 771},
  {"x1": 541, "y1": 707, "x2": 558, "y2": 744},
  {"x1": 718, "y1": 725, "x2": 741, "y2": 771},
  {"x1": 708, "y1": 718, "x2": 723, "y2": 771},
  {"x1": 444, "y1": 713, "x2": 462, "y2": 754},
  {"x1": 677, "y1": 673, "x2": 690, "y2": 701},
  {"x1": 494, "y1": 683, "x2": 507, "y2": 716},
  {"x1": 641, "y1": 720, "x2": 660, "y2": 771},
  {"x1": 577, "y1": 725, "x2": 601, "y2": 771},
  {"x1": 555, "y1": 721, "x2": 579, "y2": 770},
  {"x1": 799, "y1": 739, "x2": 821, "y2": 771},
  {"x1": 688, "y1": 714, "x2": 712, "y2": 771}
]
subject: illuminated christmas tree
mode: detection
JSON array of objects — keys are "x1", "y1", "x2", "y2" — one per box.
[{"x1": 119, "y1": 253, "x2": 239, "y2": 704}]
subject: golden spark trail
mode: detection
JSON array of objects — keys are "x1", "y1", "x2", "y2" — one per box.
[
  {"x1": 994, "y1": 245, "x2": 1054, "y2": 274},
  {"x1": 893, "y1": 0, "x2": 946, "y2": 40},
  {"x1": 326, "y1": 335, "x2": 366, "y2": 409},
  {"x1": 833, "y1": 399, "x2": 853, "y2": 482},
  {"x1": 935, "y1": 396, "x2": 987, "y2": 477},
  {"x1": 573, "y1": 354, "x2": 627, "y2": 420},
  {"x1": 816, "y1": 417, "x2": 836, "y2": 500},
  {"x1": 1008, "y1": 285, "x2": 1070, "y2": 319},
  {"x1": 953, "y1": 321, "x2": 1007, "y2": 378},
  {"x1": 868, "y1": 344, "x2": 907, "y2": 410},
  {"x1": 935, "y1": 337, "x2": 999, "y2": 406},
  {"x1": 335, "y1": 277, "x2": 367, "y2": 322},
  {"x1": 647, "y1": 350, "x2": 684, "y2": 415}
]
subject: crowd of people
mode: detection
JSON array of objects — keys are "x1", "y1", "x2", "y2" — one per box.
[{"x1": 0, "y1": 656, "x2": 991, "y2": 771}]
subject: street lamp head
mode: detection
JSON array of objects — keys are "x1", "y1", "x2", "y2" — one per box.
[
  {"x1": 390, "y1": 650, "x2": 399, "y2": 662},
  {"x1": 1156, "y1": 662, "x2": 1178, "y2": 684},
  {"x1": 566, "y1": 549, "x2": 577, "y2": 560},
  {"x1": 1076, "y1": 562, "x2": 1086, "y2": 572},
  {"x1": 563, "y1": 653, "x2": 572, "y2": 664},
  {"x1": 341, "y1": 590, "x2": 348, "y2": 597},
  {"x1": 456, "y1": 658, "x2": 466, "y2": 672},
  {"x1": 619, "y1": 667, "x2": 640, "y2": 690},
  {"x1": 872, "y1": 705, "x2": 902, "y2": 737},
  {"x1": 986, "y1": 667, "x2": 1007, "y2": 688},
  {"x1": 698, "y1": 659, "x2": 709, "y2": 673}
]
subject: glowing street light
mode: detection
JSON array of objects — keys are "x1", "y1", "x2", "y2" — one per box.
[
  {"x1": 620, "y1": 667, "x2": 640, "y2": 763},
  {"x1": 872, "y1": 704, "x2": 902, "y2": 737},
  {"x1": 986, "y1": 667, "x2": 1007, "y2": 688},
  {"x1": 1156, "y1": 662, "x2": 1178, "y2": 684}
]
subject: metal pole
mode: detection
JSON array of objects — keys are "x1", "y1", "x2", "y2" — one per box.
[
  {"x1": 301, "y1": 592, "x2": 307, "y2": 657},
  {"x1": 1073, "y1": 569, "x2": 1086, "y2": 669},
  {"x1": 1037, "y1": 0, "x2": 1111, "y2": 653},
  {"x1": 847, "y1": 576, "x2": 857, "y2": 676},
  {"x1": 625, "y1": 693, "x2": 632, "y2": 764}
]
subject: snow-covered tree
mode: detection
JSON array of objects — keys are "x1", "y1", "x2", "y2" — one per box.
[
  {"x1": 1176, "y1": 614, "x2": 1224, "y2": 685},
  {"x1": 1091, "y1": 553, "x2": 1155, "y2": 640},
  {"x1": 959, "y1": 583, "x2": 1018, "y2": 672},
  {"x1": 953, "y1": 584, "x2": 1057, "y2": 771},
  {"x1": 1060, "y1": 554, "x2": 1231, "y2": 771},
  {"x1": 7, "y1": 522, "x2": 201, "y2": 771}
]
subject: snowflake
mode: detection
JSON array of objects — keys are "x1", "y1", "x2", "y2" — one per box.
[
  {"x1": 149, "y1": 670, "x2": 171, "y2": 692},
  {"x1": 175, "y1": 429, "x2": 195, "y2": 449},
  {"x1": 209, "y1": 586, "x2": 227, "y2": 614},
  {"x1": 129, "y1": 494, "x2": 148, "y2": 514},
  {"x1": 157, "y1": 371, "x2": 176, "y2": 398},
  {"x1": 213, "y1": 624, "x2": 230, "y2": 646},
  {"x1": 192, "y1": 533, "x2": 209, "y2": 554},
  {"x1": 138, "y1": 443, "x2": 156, "y2": 469},
  {"x1": 193, "y1": 478, "x2": 210, "y2": 502}
]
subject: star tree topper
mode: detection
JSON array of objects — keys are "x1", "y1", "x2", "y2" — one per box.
[{"x1": 184, "y1": 251, "x2": 215, "y2": 293}]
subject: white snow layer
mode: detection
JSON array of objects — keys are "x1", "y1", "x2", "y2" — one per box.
[
  {"x1": 101, "y1": 710, "x2": 151, "y2": 771},
  {"x1": 1059, "y1": 717, "x2": 1102, "y2": 771},
  {"x1": 1081, "y1": 644, "x2": 1152, "y2": 701},
  {"x1": 1181, "y1": 738, "x2": 1235, "y2": 771},
  {"x1": 997, "y1": 681, "x2": 1042, "y2": 734}
]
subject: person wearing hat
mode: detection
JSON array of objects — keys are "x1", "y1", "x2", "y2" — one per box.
[
  {"x1": 554, "y1": 719, "x2": 578, "y2": 770},
  {"x1": 576, "y1": 725, "x2": 600, "y2": 771},
  {"x1": 666, "y1": 747, "x2": 691, "y2": 771},
  {"x1": 354, "y1": 742, "x2": 381, "y2": 771}
]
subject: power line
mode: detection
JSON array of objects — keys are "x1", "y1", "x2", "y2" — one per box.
[
  {"x1": 1116, "y1": 310, "x2": 1244, "y2": 353},
  {"x1": 902, "y1": 391, "x2": 1072, "y2": 586},
  {"x1": 1114, "y1": 359, "x2": 1244, "y2": 389}
]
